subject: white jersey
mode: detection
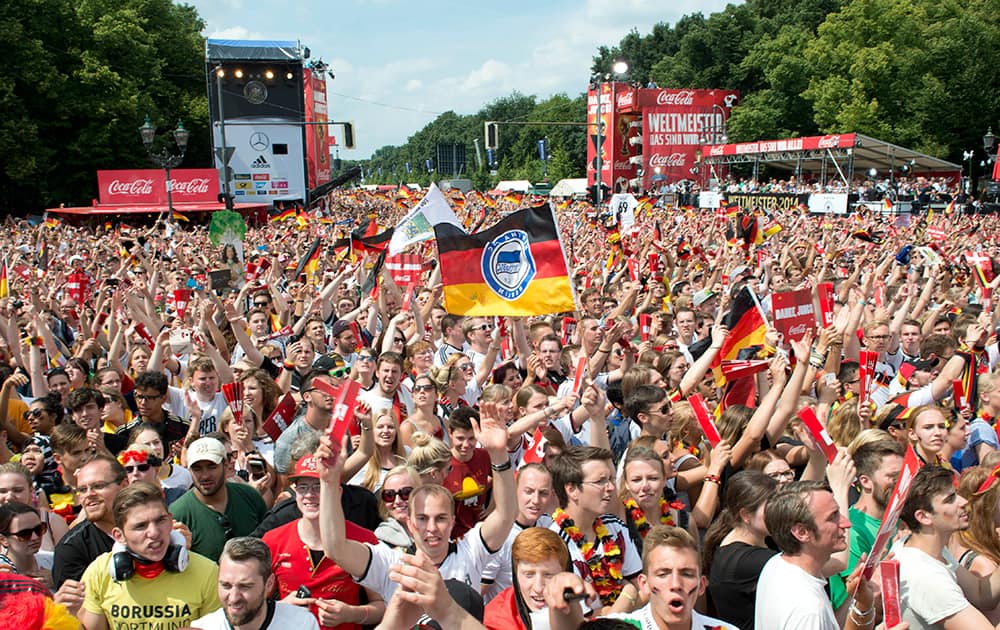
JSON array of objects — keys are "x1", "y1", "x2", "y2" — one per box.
[
  {"x1": 355, "y1": 522, "x2": 496, "y2": 599},
  {"x1": 603, "y1": 603, "x2": 739, "y2": 630},
  {"x1": 193, "y1": 602, "x2": 319, "y2": 630}
]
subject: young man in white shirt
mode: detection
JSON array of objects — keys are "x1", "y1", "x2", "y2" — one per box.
[
  {"x1": 897, "y1": 465, "x2": 1000, "y2": 629},
  {"x1": 193, "y1": 537, "x2": 318, "y2": 630},
  {"x1": 755, "y1": 480, "x2": 875, "y2": 630}
]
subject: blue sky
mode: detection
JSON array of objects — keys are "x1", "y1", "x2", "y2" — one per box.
[{"x1": 186, "y1": 0, "x2": 734, "y2": 158}]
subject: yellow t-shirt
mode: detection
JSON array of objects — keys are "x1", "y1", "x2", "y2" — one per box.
[{"x1": 82, "y1": 550, "x2": 220, "y2": 630}]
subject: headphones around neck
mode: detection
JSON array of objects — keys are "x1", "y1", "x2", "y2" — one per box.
[{"x1": 108, "y1": 529, "x2": 189, "y2": 582}]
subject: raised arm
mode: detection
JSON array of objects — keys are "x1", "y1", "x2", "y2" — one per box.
[
  {"x1": 475, "y1": 402, "x2": 516, "y2": 551},
  {"x1": 317, "y1": 435, "x2": 374, "y2": 578}
]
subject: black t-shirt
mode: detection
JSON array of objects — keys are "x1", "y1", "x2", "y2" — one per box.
[
  {"x1": 52, "y1": 520, "x2": 114, "y2": 589},
  {"x1": 708, "y1": 541, "x2": 778, "y2": 630}
]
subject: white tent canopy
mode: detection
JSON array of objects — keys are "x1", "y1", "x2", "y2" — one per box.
[
  {"x1": 549, "y1": 178, "x2": 588, "y2": 197},
  {"x1": 494, "y1": 180, "x2": 532, "y2": 192}
]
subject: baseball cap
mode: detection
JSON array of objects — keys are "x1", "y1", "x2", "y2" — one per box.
[
  {"x1": 898, "y1": 357, "x2": 940, "y2": 381},
  {"x1": 330, "y1": 319, "x2": 351, "y2": 339},
  {"x1": 313, "y1": 352, "x2": 347, "y2": 374},
  {"x1": 289, "y1": 455, "x2": 321, "y2": 481},
  {"x1": 693, "y1": 288, "x2": 718, "y2": 307},
  {"x1": 187, "y1": 437, "x2": 226, "y2": 465},
  {"x1": 730, "y1": 265, "x2": 751, "y2": 280},
  {"x1": 422, "y1": 580, "x2": 485, "y2": 629}
]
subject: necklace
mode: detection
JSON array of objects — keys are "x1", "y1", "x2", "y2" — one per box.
[
  {"x1": 624, "y1": 497, "x2": 684, "y2": 538},
  {"x1": 553, "y1": 508, "x2": 625, "y2": 604}
]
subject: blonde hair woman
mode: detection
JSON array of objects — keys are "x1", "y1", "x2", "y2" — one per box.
[{"x1": 346, "y1": 410, "x2": 407, "y2": 493}]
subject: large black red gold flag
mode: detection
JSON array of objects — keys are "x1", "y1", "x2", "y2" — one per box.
[
  {"x1": 712, "y1": 286, "x2": 768, "y2": 385},
  {"x1": 435, "y1": 204, "x2": 575, "y2": 316}
]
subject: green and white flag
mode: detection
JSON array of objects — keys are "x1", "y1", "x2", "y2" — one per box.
[{"x1": 388, "y1": 183, "x2": 464, "y2": 254}]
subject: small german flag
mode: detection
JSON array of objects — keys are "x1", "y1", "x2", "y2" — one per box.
[
  {"x1": 945, "y1": 200, "x2": 956, "y2": 216},
  {"x1": 503, "y1": 191, "x2": 524, "y2": 205},
  {"x1": 171, "y1": 211, "x2": 189, "y2": 223},
  {"x1": 712, "y1": 286, "x2": 767, "y2": 385},
  {"x1": 0, "y1": 259, "x2": 8, "y2": 299},
  {"x1": 43, "y1": 217, "x2": 60, "y2": 229},
  {"x1": 883, "y1": 198, "x2": 894, "y2": 212},
  {"x1": 269, "y1": 208, "x2": 296, "y2": 223},
  {"x1": 435, "y1": 204, "x2": 574, "y2": 316},
  {"x1": 294, "y1": 237, "x2": 322, "y2": 283}
]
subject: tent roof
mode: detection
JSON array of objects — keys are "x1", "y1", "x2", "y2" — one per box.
[
  {"x1": 549, "y1": 178, "x2": 588, "y2": 196},
  {"x1": 206, "y1": 39, "x2": 302, "y2": 61},
  {"x1": 495, "y1": 180, "x2": 532, "y2": 192},
  {"x1": 701, "y1": 132, "x2": 960, "y2": 176}
]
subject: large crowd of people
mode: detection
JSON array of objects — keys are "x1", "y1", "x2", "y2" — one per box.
[{"x1": 1, "y1": 184, "x2": 1000, "y2": 630}]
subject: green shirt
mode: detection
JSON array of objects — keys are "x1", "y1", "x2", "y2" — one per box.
[
  {"x1": 830, "y1": 505, "x2": 884, "y2": 608},
  {"x1": 170, "y1": 482, "x2": 268, "y2": 562}
]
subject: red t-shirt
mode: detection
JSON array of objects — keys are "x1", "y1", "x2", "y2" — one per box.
[
  {"x1": 484, "y1": 586, "x2": 529, "y2": 630},
  {"x1": 444, "y1": 448, "x2": 492, "y2": 539},
  {"x1": 263, "y1": 518, "x2": 378, "y2": 630}
]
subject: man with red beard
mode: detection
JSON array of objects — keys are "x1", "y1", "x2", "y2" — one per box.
[{"x1": 170, "y1": 437, "x2": 267, "y2": 562}]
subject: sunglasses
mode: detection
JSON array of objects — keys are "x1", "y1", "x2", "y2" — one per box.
[
  {"x1": 357, "y1": 355, "x2": 375, "y2": 362},
  {"x1": 23, "y1": 409, "x2": 44, "y2": 419},
  {"x1": 381, "y1": 486, "x2": 414, "y2": 502},
  {"x1": 217, "y1": 513, "x2": 234, "y2": 539},
  {"x1": 329, "y1": 366, "x2": 350, "y2": 378},
  {"x1": 124, "y1": 462, "x2": 152, "y2": 474},
  {"x1": 472, "y1": 324, "x2": 493, "y2": 332},
  {"x1": 412, "y1": 383, "x2": 435, "y2": 393},
  {"x1": 4, "y1": 522, "x2": 48, "y2": 542}
]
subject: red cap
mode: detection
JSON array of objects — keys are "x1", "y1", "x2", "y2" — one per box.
[{"x1": 290, "y1": 455, "x2": 320, "y2": 480}]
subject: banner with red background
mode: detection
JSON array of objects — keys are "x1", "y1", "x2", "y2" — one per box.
[
  {"x1": 97, "y1": 169, "x2": 219, "y2": 205},
  {"x1": 303, "y1": 68, "x2": 332, "y2": 191},
  {"x1": 640, "y1": 89, "x2": 739, "y2": 189}
]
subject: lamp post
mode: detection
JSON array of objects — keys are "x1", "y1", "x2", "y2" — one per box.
[
  {"x1": 594, "y1": 60, "x2": 628, "y2": 208},
  {"x1": 139, "y1": 115, "x2": 190, "y2": 223}
]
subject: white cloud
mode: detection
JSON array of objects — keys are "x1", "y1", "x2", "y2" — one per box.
[
  {"x1": 205, "y1": 25, "x2": 267, "y2": 40},
  {"x1": 404, "y1": 79, "x2": 422, "y2": 92}
]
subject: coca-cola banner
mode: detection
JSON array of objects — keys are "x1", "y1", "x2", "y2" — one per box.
[
  {"x1": 703, "y1": 133, "x2": 857, "y2": 158},
  {"x1": 97, "y1": 169, "x2": 220, "y2": 205},
  {"x1": 641, "y1": 89, "x2": 739, "y2": 189},
  {"x1": 586, "y1": 83, "x2": 615, "y2": 191}
]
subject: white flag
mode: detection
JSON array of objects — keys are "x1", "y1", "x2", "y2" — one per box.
[{"x1": 388, "y1": 183, "x2": 464, "y2": 254}]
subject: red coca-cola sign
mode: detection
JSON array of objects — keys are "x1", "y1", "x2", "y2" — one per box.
[
  {"x1": 656, "y1": 90, "x2": 695, "y2": 106},
  {"x1": 98, "y1": 169, "x2": 220, "y2": 205},
  {"x1": 649, "y1": 153, "x2": 687, "y2": 168}
]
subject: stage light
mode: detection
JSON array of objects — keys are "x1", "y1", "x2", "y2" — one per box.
[
  {"x1": 234, "y1": 69, "x2": 243, "y2": 79},
  {"x1": 265, "y1": 69, "x2": 274, "y2": 80},
  {"x1": 286, "y1": 71, "x2": 294, "y2": 80},
  {"x1": 215, "y1": 68, "x2": 224, "y2": 78}
]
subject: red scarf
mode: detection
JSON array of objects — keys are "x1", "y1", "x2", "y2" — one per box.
[{"x1": 134, "y1": 560, "x2": 165, "y2": 579}]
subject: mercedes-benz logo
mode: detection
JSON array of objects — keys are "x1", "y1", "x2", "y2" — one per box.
[
  {"x1": 249, "y1": 132, "x2": 270, "y2": 151},
  {"x1": 244, "y1": 80, "x2": 268, "y2": 105}
]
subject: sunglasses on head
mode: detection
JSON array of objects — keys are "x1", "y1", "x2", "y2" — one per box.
[
  {"x1": 381, "y1": 486, "x2": 414, "y2": 502},
  {"x1": 4, "y1": 522, "x2": 47, "y2": 542}
]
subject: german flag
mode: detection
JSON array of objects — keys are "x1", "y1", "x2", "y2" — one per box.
[
  {"x1": 955, "y1": 350, "x2": 979, "y2": 411},
  {"x1": 171, "y1": 211, "x2": 189, "y2": 223},
  {"x1": 883, "y1": 198, "x2": 894, "y2": 212},
  {"x1": 295, "y1": 213, "x2": 309, "y2": 229},
  {"x1": 736, "y1": 213, "x2": 761, "y2": 248},
  {"x1": 713, "y1": 286, "x2": 767, "y2": 385},
  {"x1": 294, "y1": 237, "x2": 322, "y2": 283},
  {"x1": 945, "y1": 200, "x2": 956, "y2": 216},
  {"x1": 43, "y1": 217, "x2": 60, "y2": 229},
  {"x1": 724, "y1": 201, "x2": 740, "y2": 218},
  {"x1": 762, "y1": 217, "x2": 782, "y2": 240},
  {"x1": 0, "y1": 259, "x2": 8, "y2": 299},
  {"x1": 269, "y1": 207, "x2": 296, "y2": 223},
  {"x1": 332, "y1": 226, "x2": 394, "y2": 255},
  {"x1": 503, "y1": 191, "x2": 524, "y2": 205},
  {"x1": 557, "y1": 198, "x2": 572, "y2": 211},
  {"x1": 435, "y1": 204, "x2": 575, "y2": 316}
]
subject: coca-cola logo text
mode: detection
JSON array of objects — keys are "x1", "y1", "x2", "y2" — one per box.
[
  {"x1": 107, "y1": 179, "x2": 155, "y2": 196},
  {"x1": 171, "y1": 178, "x2": 211, "y2": 195},
  {"x1": 616, "y1": 91, "x2": 635, "y2": 109},
  {"x1": 648, "y1": 153, "x2": 687, "y2": 168},
  {"x1": 817, "y1": 135, "x2": 841, "y2": 149},
  {"x1": 613, "y1": 161, "x2": 635, "y2": 170},
  {"x1": 656, "y1": 90, "x2": 694, "y2": 106}
]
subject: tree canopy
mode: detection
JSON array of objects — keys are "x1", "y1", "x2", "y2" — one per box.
[{"x1": 0, "y1": 0, "x2": 207, "y2": 211}]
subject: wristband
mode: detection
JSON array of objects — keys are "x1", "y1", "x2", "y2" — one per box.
[
  {"x1": 491, "y1": 460, "x2": 512, "y2": 472},
  {"x1": 704, "y1": 474, "x2": 722, "y2": 485},
  {"x1": 282, "y1": 360, "x2": 295, "y2": 370}
]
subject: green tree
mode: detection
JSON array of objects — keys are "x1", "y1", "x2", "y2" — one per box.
[{"x1": 0, "y1": 0, "x2": 207, "y2": 211}]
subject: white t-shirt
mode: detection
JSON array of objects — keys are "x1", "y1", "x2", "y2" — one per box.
[
  {"x1": 481, "y1": 521, "x2": 527, "y2": 602},
  {"x1": 166, "y1": 387, "x2": 228, "y2": 434},
  {"x1": 358, "y1": 386, "x2": 414, "y2": 419},
  {"x1": 754, "y1": 555, "x2": 838, "y2": 630},
  {"x1": 548, "y1": 514, "x2": 642, "y2": 609},
  {"x1": 603, "y1": 603, "x2": 739, "y2": 630},
  {"x1": 192, "y1": 602, "x2": 319, "y2": 630},
  {"x1": 355, "y1": 522, "x2": 496, "y2": 599},
  {"x1": 897, "y1": 545, "x2": 970, "y2": 629},
  {"x1": 161, "y1": 463, "x2": 193, "y2": 490}
]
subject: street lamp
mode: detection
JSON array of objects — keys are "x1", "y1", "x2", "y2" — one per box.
[
  {"x1": 595, "y1": 60, "x2": 627, "y2": 207},
  {"x1": 139, "y1": 115, "x2": 189, "y2": 222}
]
